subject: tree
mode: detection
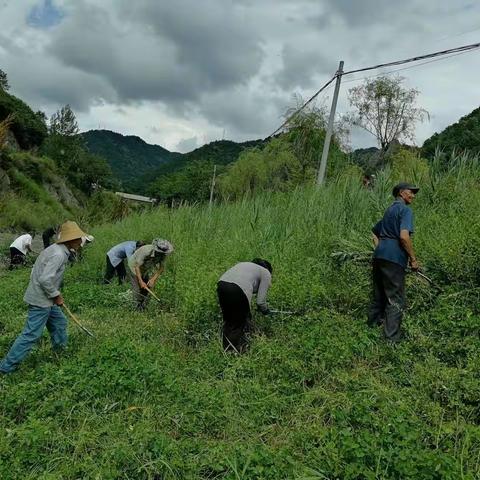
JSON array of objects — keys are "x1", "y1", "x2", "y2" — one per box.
[
  {"x1": 347, "y1": 75, "x2": 428, "y2": 151},
  {"x1": 0, "y1": 69, "x2": 10, "y2": 91},
  {"x1": 49, "y1": 104, "x2": 79, "y2": 136},
  {"x1": 42, "y1": 104, "x2": 113, "y2": 193}
]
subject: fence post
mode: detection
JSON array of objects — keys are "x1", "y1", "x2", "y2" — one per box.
[{"x1": 209, "y1": 164, "x2": 217, "y2": 208}]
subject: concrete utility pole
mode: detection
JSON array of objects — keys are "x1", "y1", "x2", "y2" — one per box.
[
  {"x1": 316, "y1": 60, "x2": 344, "y2": 186},
  {"x1": 209, "y1": 164, "x2": 217, "y2": 208}
]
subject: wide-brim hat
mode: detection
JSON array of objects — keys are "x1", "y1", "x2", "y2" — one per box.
[
  {"x1": 56, "y1": 221, "x2": 89, "y2": 244},
  {"x1": 151, "y1": 238, "x2": 174, "y2": 256},
  {"x1": 392, "y1": 182, "x2": 420, "y2": 197}
]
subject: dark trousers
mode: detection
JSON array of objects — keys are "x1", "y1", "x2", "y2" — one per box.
[
  {"x1": 9, "y1": 247, "x2": 25, "y2": 270},
  {"x1": 368, "y1": 259, "x2": 406, "y2": 342},
  {"x1": 217, "y1": 281, "x2": 251, "y2": 352},
  {"x1": 104, "y1": 256, "x2": 127, "y2": 285}
]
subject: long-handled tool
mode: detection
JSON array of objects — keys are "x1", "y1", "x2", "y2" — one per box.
[
  {"x1": 269, "y1": 309, "x2": 295, "y2": 315},
  {"x1": 62, "y1": 303, "x2": 95, "y2": 338},
  {"x1": 144, "y1": 285, "x2": 162, "y2": 303}
]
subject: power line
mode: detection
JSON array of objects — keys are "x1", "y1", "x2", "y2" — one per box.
[
  {"x1": 342, "y1": 41, "x2": 480, "y2": 76},
  {"x1": 341, "y1": 48, "x2": 478, "y2": 85},
  {"x1": 267, "y1": 41, "x2": 480, "y2": 138},
  {"x1": 267, "y1": 75, "x2": 336, "y2": 138}
]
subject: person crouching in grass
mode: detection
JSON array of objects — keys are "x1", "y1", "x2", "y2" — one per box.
[
  {"x1": 217, "y1": 258, "x2": 272, "y2": 353},
  {"x1": 127, "y1": 239, "x2": 174, "y2": 310},
  {"x1": 0, "y1": 221, "x2": 89, "y2": 374}
]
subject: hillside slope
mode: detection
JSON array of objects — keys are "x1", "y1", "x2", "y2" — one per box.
[
  {"x1": 0, "y1": 155, "x2": 478, "y2": 479},
  {"x1": 82, "y1": 129, "x2": 181, "y2": 190},
  {"x1": 83, "y1": 129, "x2": 266, "y2": 193},
  {"x1": 422, "y1": 106, "x2": 480, "y2": 158}
]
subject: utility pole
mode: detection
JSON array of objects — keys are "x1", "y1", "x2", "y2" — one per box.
[
  {"x1": 316, "y1": 60, "x2": 344, "y2": 186},
  {"x1": 209, "y1": 164, "x2": 217, "y2": 208}
]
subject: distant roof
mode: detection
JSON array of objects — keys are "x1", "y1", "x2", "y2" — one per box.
[{"x1": 115, "y1": 192, "x2": 157, "y2": 204}]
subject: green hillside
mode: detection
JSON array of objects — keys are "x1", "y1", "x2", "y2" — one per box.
[
  {"x1": 83, "y1": 130, "x2": 266, "y2": 193},
  {"x1": 0, "y1": 152, "x2": 478, "y2": 479},
  {"x1": 0, "y1": 88, "x2": 47, "y2": 149},
  {"x1": 81, "y1": 129, "x2": 181, "y2": 190},
  {"x1": 422, "y1": 106, "x2": 480, "y2": 158}
]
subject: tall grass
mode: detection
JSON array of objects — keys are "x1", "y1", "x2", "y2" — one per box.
[{"x1": 0, "y1": 150, "x2": 479, "y2": 479}]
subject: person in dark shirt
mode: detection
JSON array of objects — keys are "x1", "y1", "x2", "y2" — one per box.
[
  {"x1": 368, "y1": 182, "x2": 420, "y2": 341},
  {"x1": 42, "y1": 226, "x2": 59, "y2": 249}
]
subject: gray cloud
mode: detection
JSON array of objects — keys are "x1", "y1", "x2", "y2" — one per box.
[
  {"x1": 0, "y1": 0, "x2": 479, "y2": 150},
  {"x1": 45, "y1": 0, "x2": 264, "y2": 110},
  {"x1": 176, "y1": 136, "x2": 199, "y2": 153},
  {"x1": 278, "y1": 45, "x2": 336, "y2": 90}
]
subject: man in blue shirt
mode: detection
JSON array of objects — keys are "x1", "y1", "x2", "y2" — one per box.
[
  {"x1": 104, "y1": 240, "x2": 144, "y2": 285},
  {"x1": 368, "y1": 182, "x2": 420, "y2": 341}
]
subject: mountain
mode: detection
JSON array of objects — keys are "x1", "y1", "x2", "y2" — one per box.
[
  {"x1": 422, "y1": 106, "x2": 480, "y2": 159},
  {"x1": 81, "y1": 130, "x2": 181, "y2": 190},
  {"x1": 82, "y1": 129, "x2": 266, "y2": 193}
]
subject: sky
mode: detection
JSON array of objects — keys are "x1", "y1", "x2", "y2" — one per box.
[{"x1": 0, "y1": 0, "x2": 479, "y2": 153}]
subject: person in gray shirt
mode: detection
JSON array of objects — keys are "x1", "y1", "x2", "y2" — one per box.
[
  {"x1": 127, "y1": 238, "x2": 174, "y2": 310},
  {"x1": 0, "y1": 221, "x2": 89, "y2": 374},
  {"x1": 217, "y1": 258, "x2": 272, "y2": 352}
]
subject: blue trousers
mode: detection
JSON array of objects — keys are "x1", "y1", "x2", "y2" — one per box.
[{"x1": 0, "y1": 305, "x2": 68, "y2": 373}]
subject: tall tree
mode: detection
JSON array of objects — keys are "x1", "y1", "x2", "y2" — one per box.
[
  {"x1": 0, "y1": 69, "x2": 10, "y2": 91},
  {"x1": 347, "y1": 75, "x2": 428, "y2": 150},
  {"x1": 49, "y1": 104, "x2": 79, "y2": 136}
]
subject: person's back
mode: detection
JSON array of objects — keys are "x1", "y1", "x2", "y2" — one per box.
[
  {"x1": 219, "y1": 262, "x2": 272, "y2": 311},
  {"x1": 217, "y1": 259, "x2": 272, "y2": 352},
  {"x1": 373, "y1": 199, "x2": 413, "y2": 269},
  {"x1": 107, "y1": 241, "x2": 137, "y2": 265},
  {"x1": 10, "y1": 234, "x2": 32, "y2": 255},
  {"x1": 24, "y1": 243, "x2": 70, "y2": 307},
  {"x1": 9, "y1": 233, "x2": 33, "y2": 269}
]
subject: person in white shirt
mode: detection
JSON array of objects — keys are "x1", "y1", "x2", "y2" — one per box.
[{"x1": 9, "y1": 233, "x2": 34, "y2": 269}]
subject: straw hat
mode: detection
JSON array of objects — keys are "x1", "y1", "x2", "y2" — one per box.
[{"x1": 56, "y1": 221, "x2": 89, "y2": 244}]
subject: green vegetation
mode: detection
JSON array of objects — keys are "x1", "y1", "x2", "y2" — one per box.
[
  {"x1": 0, "y1": 89, "x2": 48, "y2": 149},
  {"x1": 83, "y1": 130, "x2": 266, "y2": 193},
  {"x1": 42, "y1": 106, "x2": 115, "y2": 194},
  {"x1": 422, "y1": 106, "x2": 480, "y2": 160},
  {"x1": 82, "y1": 130, "x2": 180, "y2": 190},
  {"x1": 0, "y1": 149, "x2": 478, "y2": 479}
]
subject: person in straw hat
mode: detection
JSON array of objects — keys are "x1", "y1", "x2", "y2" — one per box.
[
  {"x1": 0, "y1": 221, "x2": 90, "y2": 374},
  {"x1": 127, "y1": 238, "x2": 174, "y2": 310}
]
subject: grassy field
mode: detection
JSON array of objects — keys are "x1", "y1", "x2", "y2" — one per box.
[{"x1": 0, "y1": 157, "x2": 479, "y2": 479}]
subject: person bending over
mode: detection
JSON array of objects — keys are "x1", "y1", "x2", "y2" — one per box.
[
  {"x1": 217, "y1": 258, "x2": 272, "y2": 353},
  {"x1": 127, "y1": 239, "x2": 174, "y2": 310}
]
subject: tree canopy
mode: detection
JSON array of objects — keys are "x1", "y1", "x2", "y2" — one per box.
[{"x1": 347, "y1": 75, "x2": 428, "y2": 151}]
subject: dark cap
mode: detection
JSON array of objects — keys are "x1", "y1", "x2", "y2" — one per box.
[{"x1": 392, "y1": 182, "x2": 420, "y2": 197}]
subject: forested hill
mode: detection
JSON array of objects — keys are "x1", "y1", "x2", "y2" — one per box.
[
  {"x1": 422, "y1": 106, "x2": 480, "y2": 158},
  {"x1": 81, "y1": 130, "x2": 181, "y2": 190},
  {"x1": 82, "y1": 129, "x2": 266, "y2": 193}
]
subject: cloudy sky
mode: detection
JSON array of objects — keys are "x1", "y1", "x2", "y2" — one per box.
[{"x1": 1, "y1": 0, "x2": 479, "y2": 152}]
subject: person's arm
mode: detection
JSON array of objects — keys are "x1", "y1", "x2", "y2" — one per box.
[
  {"x1": 372, "y1": 220, "x2": 381, "y2": 247},
  {"x1": 37, "y1": 253, "x2": 65, "y2": 302},
  {"x1": 256, "y1": 272, "x2": 272, "y2": 315},
  {"x1": 399, "y1": 208, "x2": 418, "y2": 270},
  {"x1": 399, "y1": 230, "x2": 419, "y2": 270},
  {"x1": 147, "y1": 265, "x2": 164, "y2": 288},
  {"x1": 134, "y1": 265, "x2": 148, "y2": 290}
]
